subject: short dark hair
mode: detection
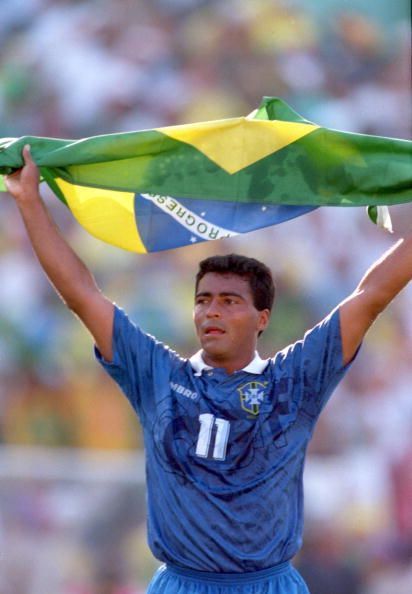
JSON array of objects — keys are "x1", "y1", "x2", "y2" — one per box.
[{"x1": 195, "y1": 254, "x2": 275, "y2": 311}]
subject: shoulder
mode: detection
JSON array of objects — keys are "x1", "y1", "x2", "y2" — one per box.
[
  {"x1": 109, "y1": 304, "x2": 184, "y2": 367},
  {"x1": 270, "y1": 310, "x2": 342, "y2": 368}
]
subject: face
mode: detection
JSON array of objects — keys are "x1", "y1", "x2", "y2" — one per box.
[{"x1": 193, "y1": 272, "x2": 270, "y2": 370}]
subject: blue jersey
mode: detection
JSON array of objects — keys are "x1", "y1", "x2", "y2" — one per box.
[{"x1": 96, "y1": 306, "x2": 355, "y2": 573}]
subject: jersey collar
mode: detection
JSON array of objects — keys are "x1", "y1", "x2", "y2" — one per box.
[{"x1": 190, "y1": 350, "x2": 269, "y2": 376}]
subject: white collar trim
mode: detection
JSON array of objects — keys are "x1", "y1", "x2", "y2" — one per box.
[{"x1": 189, "y1": 350, "x2": 269, "y2": 376}]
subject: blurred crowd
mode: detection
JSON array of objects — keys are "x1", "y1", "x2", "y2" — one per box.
[
  {"x1": 0, "y1": 0, "x2": 411, "y2": 593},
  {"x1": 0, "y1": 0, "x2": 411, "y2": 139}
]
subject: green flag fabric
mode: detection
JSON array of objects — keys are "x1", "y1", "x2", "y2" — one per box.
[{"x1": 0, "y1": 97, "x2": 410, "y2": 252}]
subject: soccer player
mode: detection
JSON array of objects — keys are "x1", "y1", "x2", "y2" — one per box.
[{"x1": 4, "y1": 146, "x2": 412, "y2": 593}]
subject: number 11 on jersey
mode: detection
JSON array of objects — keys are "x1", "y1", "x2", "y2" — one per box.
[{"x1": 195, "y1": 413, "x2": 230, "y2": 461}]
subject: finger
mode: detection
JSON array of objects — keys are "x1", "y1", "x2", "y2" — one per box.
[
  {"x1": 4, "y1": 168, "x2": 22, "y2": 180},
  {"x1": 22, "y1": 144, "x2": 34, "y2": 165}
]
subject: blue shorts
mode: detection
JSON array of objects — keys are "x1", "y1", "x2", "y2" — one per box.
[{"x1": 147, "y1": 562, "x2": 310, "y2": 593}]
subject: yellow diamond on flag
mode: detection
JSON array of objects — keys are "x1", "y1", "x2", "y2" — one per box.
[{"x1": 158, "y1": 118, "x2": 318, "y2": 174}]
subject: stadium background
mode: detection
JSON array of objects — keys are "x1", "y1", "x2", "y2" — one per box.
[{"x1": 0, "y1": 0, "x2": 411, "y2": 592}]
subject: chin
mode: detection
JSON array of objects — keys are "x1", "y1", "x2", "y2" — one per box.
[{"x1": 200, "y1": 340, "x2": 229, "y2": 359}]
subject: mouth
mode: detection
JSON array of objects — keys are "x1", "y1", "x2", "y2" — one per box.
[{"x1": 203, "y1": 326, "x2": 226, "y2": 336}]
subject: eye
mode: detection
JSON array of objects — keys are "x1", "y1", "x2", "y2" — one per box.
[
  {"x1": 195, "y1": 297, "x2": 208, "y2": 305},
  {"x1": 224, "y1": 297, "x2": 237, "y2": 305}
]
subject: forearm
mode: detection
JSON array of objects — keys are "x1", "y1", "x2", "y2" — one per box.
[
  {"x1": 356, "y1": 235, "x2": 412, "y2": 312},
  {"x1": 18, "y1": 190, "x2": 100, "y2": 312}
]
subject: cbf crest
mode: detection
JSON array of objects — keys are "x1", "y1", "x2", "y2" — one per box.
[{"x1": 238, "y1": 381, "x2": 267, "y2": 416}]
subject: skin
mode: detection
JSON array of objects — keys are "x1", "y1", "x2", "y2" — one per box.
[
  {"x1": 4, "y1": 146, "x2": 412, "y2": 373},
  {"x1": 4, "y1": 146, "x2": 114, "y2": 361},
  {"x1": 194, "y1": 272, "x2": 270, "y2": 373}
]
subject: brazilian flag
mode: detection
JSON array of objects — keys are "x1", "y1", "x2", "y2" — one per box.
[{"x1": 0, "y1": 98, "x2": 410, "y2": 252}]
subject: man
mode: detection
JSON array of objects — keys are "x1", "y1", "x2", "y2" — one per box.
[{"x1": 4, "y1": 146, "x2": 412, "y2": 593}]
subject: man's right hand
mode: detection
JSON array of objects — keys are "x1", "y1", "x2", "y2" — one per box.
[{"x1": 4, "y1": 145, "x2": 41, "y2": 205}]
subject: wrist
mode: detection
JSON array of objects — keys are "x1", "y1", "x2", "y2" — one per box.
[{"x1": 16, "y1": 190, "x2": 44, "y2": 216}]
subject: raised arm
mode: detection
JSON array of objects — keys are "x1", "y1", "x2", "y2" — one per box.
[
  {"x1": 338, "y1": 235, "x2": 412, "y2": 365},
  {"x1": 4, "y1": 145, "x2": 114, "y2": 361}
]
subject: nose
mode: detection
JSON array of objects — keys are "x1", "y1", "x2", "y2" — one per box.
[{"x1": 205, "y1": 299, "x2": 221, "y2": 318}]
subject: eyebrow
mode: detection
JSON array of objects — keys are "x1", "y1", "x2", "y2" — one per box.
[{"x1": 195, "y1": 291, "x2": 245, "y2": 299}]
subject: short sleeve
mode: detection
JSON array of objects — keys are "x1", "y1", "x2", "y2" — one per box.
[
  {"x1": 94, "y1": 305, "x2": 178, "y2": 415},
  {"x1": 273, "y1": 309, "x2": 359, "y2": 424}
]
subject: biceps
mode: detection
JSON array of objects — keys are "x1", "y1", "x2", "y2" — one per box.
[{"x1": 338, "y1": 290, "x2": 380, "y2": 365}]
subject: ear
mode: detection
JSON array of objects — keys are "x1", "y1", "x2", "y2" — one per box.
[{"x1": 257, "y1": 309, "x2": 270, "y2": 333}]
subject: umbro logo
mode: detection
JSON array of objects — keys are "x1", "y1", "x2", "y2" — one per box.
[{"x1": 170, "y1": 382, "x2": 198, "y2": 401}]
